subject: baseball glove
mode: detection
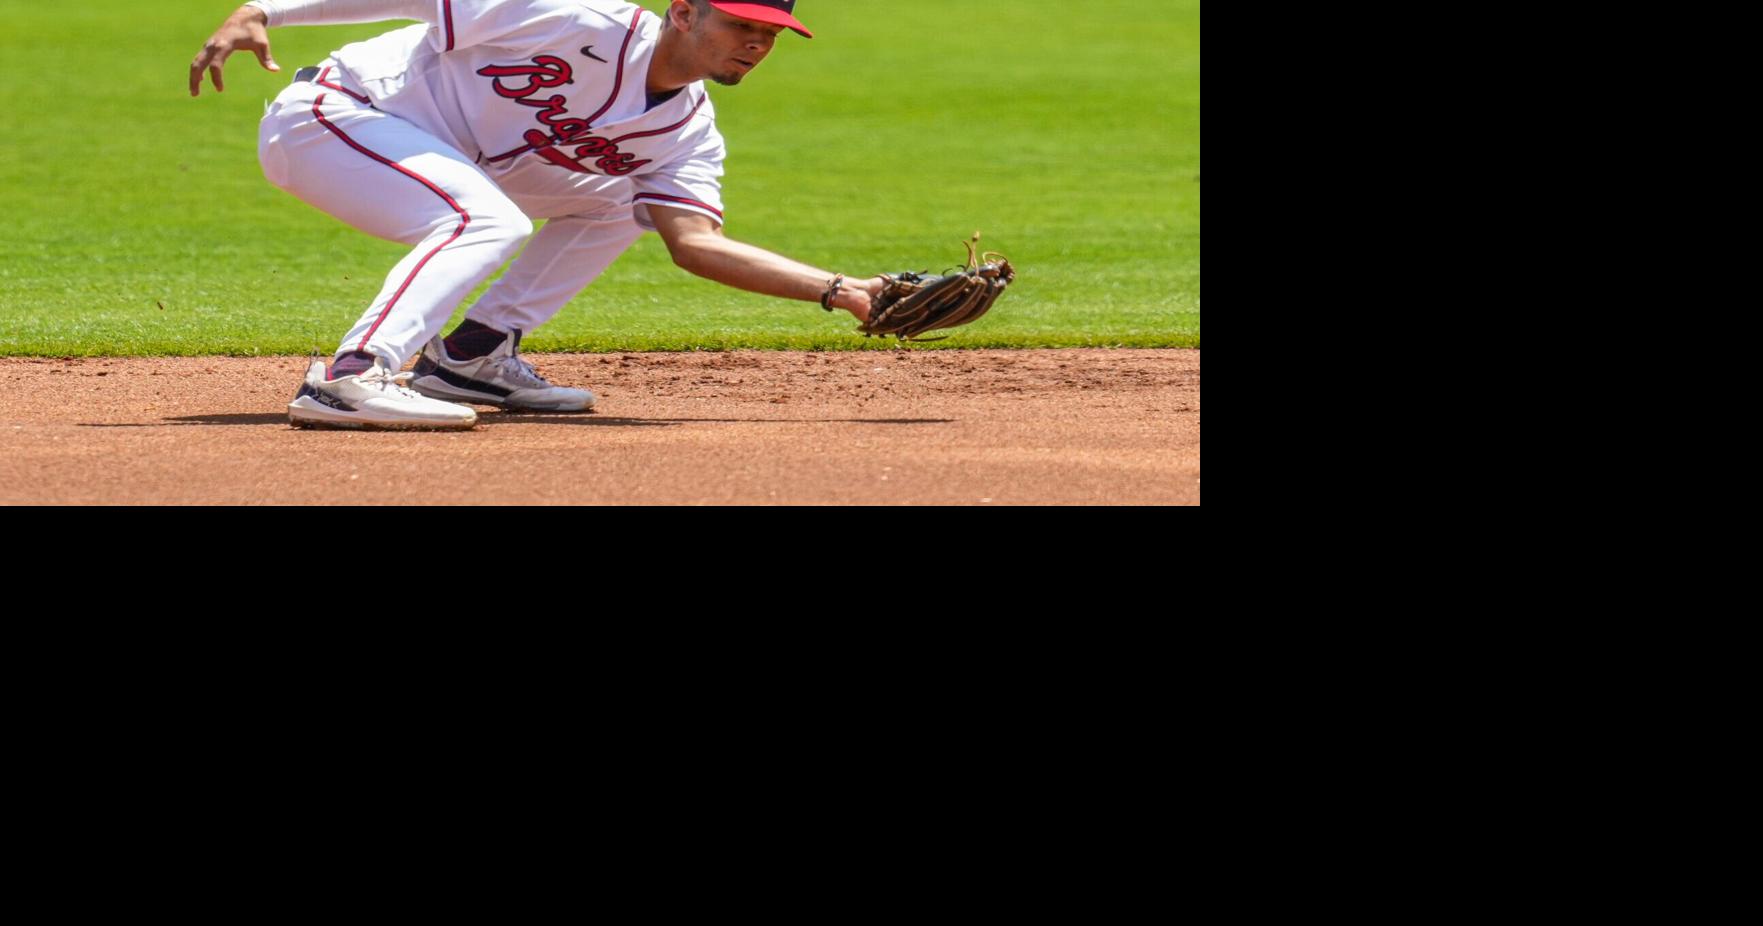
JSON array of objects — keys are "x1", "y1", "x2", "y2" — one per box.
[{"x1": 856, "y1": 234, "x2": 1015, "y2": 342}]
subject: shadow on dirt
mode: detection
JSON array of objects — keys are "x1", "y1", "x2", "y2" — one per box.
[{"x1": 77, "y1": 414, "x2": 956, "y2": 428}]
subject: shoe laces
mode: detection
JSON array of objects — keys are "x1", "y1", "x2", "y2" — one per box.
[
  {"x1": 496, "y1": 352, "x2": 552, "y2": 388},
  {"x1": 359, "y1": 365, "x2": 424, "y2": 398}
]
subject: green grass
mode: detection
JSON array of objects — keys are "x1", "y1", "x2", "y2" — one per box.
[{"x1": 0, "y1": 0, "x2": 1198, "y2": 355}]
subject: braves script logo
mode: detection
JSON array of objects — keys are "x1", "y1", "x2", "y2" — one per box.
[{"x1": 477, "y1": 56, "x2": 652, "y2": 175}]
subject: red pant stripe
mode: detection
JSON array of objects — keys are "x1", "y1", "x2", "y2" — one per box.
[
  {"x1": 316, "y1": 66, "x2": 371, "y2": 105},
  {"x1": 311, "y1": 93, "x2": 472, "y2": 354}
]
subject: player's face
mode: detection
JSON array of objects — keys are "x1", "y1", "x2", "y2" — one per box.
[{"x1": 690, "y1": 6, "x2": 785, "y2": 86}]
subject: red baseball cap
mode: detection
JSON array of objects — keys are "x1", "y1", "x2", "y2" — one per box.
[{"x1": 708, "y1": 1, "x2": 813, "y2": 38}]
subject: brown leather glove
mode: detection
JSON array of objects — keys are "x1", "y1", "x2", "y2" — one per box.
[{"x1": 860, "y1": 235, "x2": 1015, "y2": 342}]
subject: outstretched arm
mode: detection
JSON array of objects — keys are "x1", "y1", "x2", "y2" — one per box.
[
  {"x1": 189, "y1": 0, "x2": 430, "y2": 96},
  {"x1": 649, "y1": 206, "x2": 883, "y2": 324}
]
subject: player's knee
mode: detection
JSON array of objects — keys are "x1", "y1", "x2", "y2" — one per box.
[
  {"x1": 473, "y1": 209, "x2": 534, "y2": 251},
  {"x1": 443, "y1": 210, "x2": 530, "y2": 265}
]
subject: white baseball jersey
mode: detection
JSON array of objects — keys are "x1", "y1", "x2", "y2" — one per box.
[
  {"x1": 318, "y1": 0, "x2": 727, "y2": 225},
  {"x1": 249, "y1": 0, "x2": 737, "y2": 370}
]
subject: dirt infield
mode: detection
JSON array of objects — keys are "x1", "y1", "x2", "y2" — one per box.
[{"x1": 0, "y1": 349, "x2": 1199, "y2": 505}]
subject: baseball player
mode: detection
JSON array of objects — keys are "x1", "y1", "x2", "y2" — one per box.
[{"x1": 191, "y1": 0, "x2": 885, "y2": 429}]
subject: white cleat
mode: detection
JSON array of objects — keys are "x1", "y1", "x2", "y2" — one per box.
[
  {"x1": 287, "y1": 358, "x2": 478, "y2": 430},
  {"x1": 410, "y1": 330, "x2": 596, "y2": 412}
]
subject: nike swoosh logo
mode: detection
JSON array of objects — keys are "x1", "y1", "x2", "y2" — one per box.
[{"x1": 581, "y1": 45, "x2": 608, "y2": 64}]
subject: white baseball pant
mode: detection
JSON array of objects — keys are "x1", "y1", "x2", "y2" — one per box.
[{"x1": 257, "y1": 65, "x2": 646, "y2": 368}]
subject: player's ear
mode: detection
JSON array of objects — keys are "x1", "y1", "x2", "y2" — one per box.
[{"x1": 666, "y1": 0, "x2": 693, "y2": 33}]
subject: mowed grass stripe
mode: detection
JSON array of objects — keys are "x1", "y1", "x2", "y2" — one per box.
[{"x1": 0, "y1": 0, "x2": 1198, "y2": 355}]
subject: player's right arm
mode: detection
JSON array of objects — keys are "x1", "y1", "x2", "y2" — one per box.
[
  {"x1": 190, "y1": 5, "x2": 277, "y2": 96},
  {"x1": 189, "y1": 0, "x2": 432, "y2": 97}
]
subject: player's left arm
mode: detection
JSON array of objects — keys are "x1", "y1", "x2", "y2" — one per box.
[
  {"x1": 190, "y1": 5, "x2": 279, "y2": 96},
  {"x1": 648, "y1": 206, "x2": 882, "y2": 323}
]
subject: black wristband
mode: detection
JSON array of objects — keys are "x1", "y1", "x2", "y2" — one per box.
[{"x1": 820, "y1": 274, "x2": 845, "y2": 312}]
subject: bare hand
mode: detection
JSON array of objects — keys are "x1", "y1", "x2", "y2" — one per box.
[
  {"x1": 190, "y1": 6, "x2": 279, "y2": 97},
  {"x1": 836, "y1": 275, "x2": 888, "y2": 324}
]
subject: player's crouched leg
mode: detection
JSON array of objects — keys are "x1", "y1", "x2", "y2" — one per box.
[
  {"x1": 404, "y1": 209, "x2": 643, "y2": 414},
  {"x1": 258, "y1": 79, "x2": 542, "y2": 430}
]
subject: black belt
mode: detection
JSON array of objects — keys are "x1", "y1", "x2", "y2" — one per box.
[{"x1": 293, "y1": 66, "x2": 322, "y2": 83}]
